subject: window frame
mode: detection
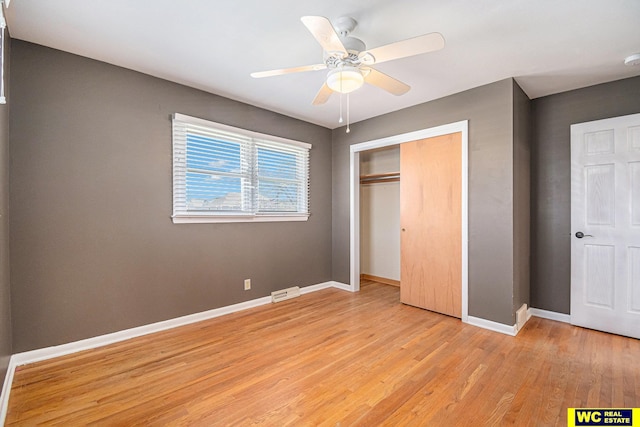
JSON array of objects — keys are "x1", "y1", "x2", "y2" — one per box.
[{"x1": 172, "y1": 113, "x2": 311, "y2": 224}]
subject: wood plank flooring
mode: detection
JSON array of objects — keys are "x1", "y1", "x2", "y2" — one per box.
[{"x1": 6, "y1": 280, "x2": 640, "y2": 426}]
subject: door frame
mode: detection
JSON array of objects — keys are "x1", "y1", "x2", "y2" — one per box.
[{"x1": 349, "y1": 120, "x2": 469, "y2": 323}]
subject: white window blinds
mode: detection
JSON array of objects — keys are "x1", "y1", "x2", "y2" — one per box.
[{"x1": 172, "y1": 113, "x2": 310, "y2": 223}]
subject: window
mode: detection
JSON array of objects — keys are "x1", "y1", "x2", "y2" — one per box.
[{"x1": 172, "y1": 113, "x2": 310, "y2": 223}]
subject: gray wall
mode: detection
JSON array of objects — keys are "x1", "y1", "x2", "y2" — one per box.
[
  {"x1": 332, "y1": 78, "x2": 519, "y2": 325},
  {"x1": 531, "y1": 76, "x2": 640, "y2": 313},
  {"x1": 512, "y1": 80, "x2": 531, "y2": 315},
  {"x1": 0, "y1": 35, "x2": 11, "y2": 380},
  {"x1": 9, "y1": 41, "x2": 333, "y2": 352}
]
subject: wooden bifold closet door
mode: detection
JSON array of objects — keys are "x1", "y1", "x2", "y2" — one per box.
[{"x1": 400, "y1": 132, "x2": 462, "y2": 318}]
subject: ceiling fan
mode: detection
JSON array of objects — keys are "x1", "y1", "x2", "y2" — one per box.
[{"x1": 251, "y1": 16, "x2": 445, "y2": 105}]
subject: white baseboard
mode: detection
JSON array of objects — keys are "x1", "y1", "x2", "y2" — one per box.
[
  {"x1": 529, "y1": 308, "x2": 571, "y2": 324},
  {"x1": 0, "y1": 280, "x2": 343, "y2": 425},
  {"x1": 329, "y1": 281, "x2": 352, "y2": 292},
  {"x1": 0, "y1": 357, "x2": 17, "y2": 426},
  {"x1": 468, "y1": 306, "x2": 571, "y2": 336},
  {"x1": 467, "y1": 316, "x2": 518, "y2": 336},
  {"x1": 299, "y1": 281, "x2": 348, "y2": 294}
]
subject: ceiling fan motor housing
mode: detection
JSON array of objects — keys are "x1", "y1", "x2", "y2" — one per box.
[
  {"x1": 341, "y1": 36, "x2": 365, "y2": 53},
  {"x1": 325, "y1": 49, "x2": 361, "y2": 69}
]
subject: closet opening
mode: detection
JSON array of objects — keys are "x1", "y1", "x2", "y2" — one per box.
[
  {"x1": 359, "y1": 146, "x2": 401, "y2": 291},
  {"x1": 348, "y1": 120, "x2": 469, "y2": 323}
]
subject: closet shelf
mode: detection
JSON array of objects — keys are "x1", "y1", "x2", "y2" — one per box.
[{"x1": 359, "y1": 172, "x2": 400, "y2": 184}]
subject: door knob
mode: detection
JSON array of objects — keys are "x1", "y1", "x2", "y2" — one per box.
[{"x1": 575, "y1": 231, "x2": 593, "y2": 238}]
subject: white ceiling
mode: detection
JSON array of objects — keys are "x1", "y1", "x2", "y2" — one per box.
[{"x1": 5, "y1": 0, "x2": 640, "y2": 129}]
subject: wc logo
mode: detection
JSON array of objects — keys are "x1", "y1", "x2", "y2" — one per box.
[{"x1": 567, "y1": 409, "x2": 638, "y2": 426}]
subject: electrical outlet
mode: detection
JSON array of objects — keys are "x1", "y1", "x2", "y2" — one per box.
[{"x1": 244, "y1": 279, "x2": 251, "y2": 290}]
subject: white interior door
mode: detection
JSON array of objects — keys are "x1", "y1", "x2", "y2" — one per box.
[{"x1": 571, "y1": 113, "x2": 640, "y2": 339}]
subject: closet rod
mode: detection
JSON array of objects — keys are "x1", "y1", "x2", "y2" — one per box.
[{"x1": 359, "y1": 172, "x2": 400, "y2": 184}]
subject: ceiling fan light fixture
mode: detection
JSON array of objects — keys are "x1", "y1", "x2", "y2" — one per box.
[
  {"x1": 327, "y1": 66, "x2": 364, "y2": 94},
  {"x1": 624, "y1": 53, "x2": 640, "y2": 66}
]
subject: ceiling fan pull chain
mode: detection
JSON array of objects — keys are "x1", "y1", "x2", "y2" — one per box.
[
  {"x1": 346, "y1": 93, "x2": 351, "y2": 133},
  {"x1": 339, "y1": 91, "x2": 344, "y2": 123}
]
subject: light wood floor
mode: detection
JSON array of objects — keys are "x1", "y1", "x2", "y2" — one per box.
[{"x1": 6, "y1": 281, "x2": 640, "y2": 426}]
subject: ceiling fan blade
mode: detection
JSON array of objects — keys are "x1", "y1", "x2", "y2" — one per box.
[
  {"x1": 251, "y1": 64, "x2": 326, "y2": 78},
  {"x1": 312, "y1": 82, "x2": 333, "y2": 105},
  {"x1": 359, "y1": 32, "x2": 445, "y2": 65},
  {"x1": 364, "y1": 68, "x2": 410, "y2": 95},
  {"x1": 301, "y1": 16, "x2": 347, "y2": 56}
]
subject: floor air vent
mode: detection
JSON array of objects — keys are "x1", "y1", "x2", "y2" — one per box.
[{"x1": 271, "y1": 286, "x2": 300, "y2": 303}]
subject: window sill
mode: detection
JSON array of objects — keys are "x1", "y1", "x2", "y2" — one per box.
[{"x1": 172, "y1": 214, "x2": 310, "y2": 224}]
